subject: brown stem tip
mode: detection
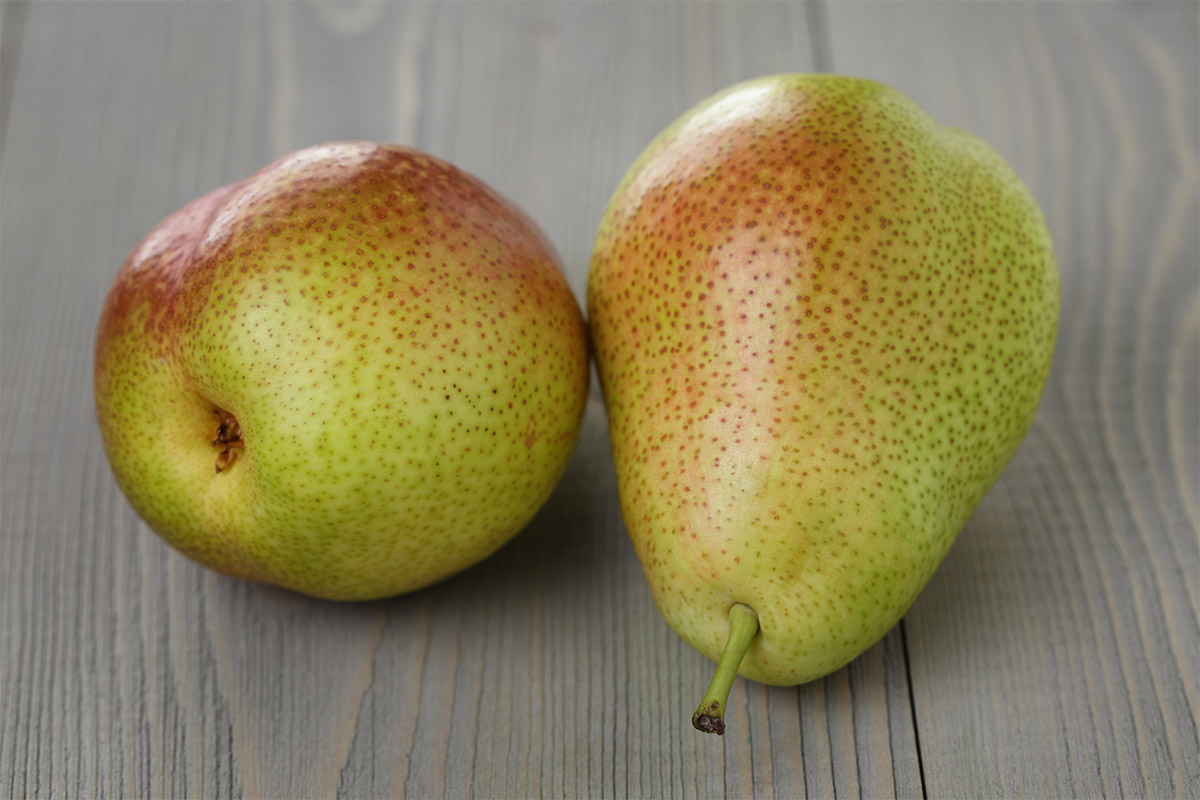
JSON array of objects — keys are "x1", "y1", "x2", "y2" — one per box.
[{"x1": 692, "y1": 703, "x2": 725, "y2": 735}]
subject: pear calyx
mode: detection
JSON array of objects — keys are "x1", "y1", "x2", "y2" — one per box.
[
  {"x1": 212, "y1": 408, "x2": 244, "y2": 473},
  {"x1": 692, "y1": 603, "x2": 760, "y2": 735}
]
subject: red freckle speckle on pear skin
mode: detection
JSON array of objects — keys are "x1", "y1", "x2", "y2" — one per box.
[
  {"x1": 588, "y1": 75, "x2": 1059, "y2": 685},
  {"x1": 95, "y1": 142, "x2": 589, "y2": 601}
]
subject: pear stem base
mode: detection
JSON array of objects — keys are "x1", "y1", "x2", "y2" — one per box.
[{"x1": 691, "y1": 603, "x2": 759, "y2": 735}]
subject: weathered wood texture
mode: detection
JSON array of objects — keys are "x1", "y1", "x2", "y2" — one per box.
[{"x1": 1, "y1": 2, "x2": 1196, "y2": 798}]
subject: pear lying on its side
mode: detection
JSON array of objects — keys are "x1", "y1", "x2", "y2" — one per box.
[
  {"x1": 96, "y1": 143, "x2": 589, "y2": 601},
  {"x1": 587, "y1": 75, "x2": 1059, "y2": 733}
]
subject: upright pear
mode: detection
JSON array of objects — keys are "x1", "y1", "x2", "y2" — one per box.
[{"x1": 587, "y1": 75, "x2": 1059, "y2": 733}]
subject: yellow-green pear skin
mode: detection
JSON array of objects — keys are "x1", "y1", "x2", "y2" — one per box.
[
  {"x1": 588, "y1": 75, "x2": 1059, "y2": 686},
  {"x1": 96, "y1": 143, "x2": 589, "y2": 601}
]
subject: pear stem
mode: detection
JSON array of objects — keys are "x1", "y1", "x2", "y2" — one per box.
[{"x1": 692, "y1": 603, "x2": 759, "y2": 735}]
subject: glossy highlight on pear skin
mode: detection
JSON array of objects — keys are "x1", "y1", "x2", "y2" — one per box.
[
  {"x1": 95, "y1": 143, "x2": 589, "y2": 601},
  {"x1": 587, "y1": 75, "x2": 1059, "y2": 733}
]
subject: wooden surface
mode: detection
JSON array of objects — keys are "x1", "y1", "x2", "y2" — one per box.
[{"x1": 2, "y1": 2, "x2": 1197, "y2": 797}]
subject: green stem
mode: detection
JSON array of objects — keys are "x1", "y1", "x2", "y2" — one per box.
[{"x1": 692, "y1": 603, "x2": 759, "y2": 735}]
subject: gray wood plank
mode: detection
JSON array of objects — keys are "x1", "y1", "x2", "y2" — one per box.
[
  {"x1": 0, "y1": 0, "x2": 29, "y2": 153},
  {"x1": 1, "y1": 1, "x2": 1196, "y2": 798},
  {"x1": 1, "y1": 5, "x2": 276, "y2": 798}
]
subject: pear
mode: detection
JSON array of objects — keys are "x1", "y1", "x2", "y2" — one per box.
[
  {"x1": 95, "y1": 142, "x2": 589, "y2": 601},
  {"x1": 587, "y1": 75, "x2": 1059, "y2": 733}
]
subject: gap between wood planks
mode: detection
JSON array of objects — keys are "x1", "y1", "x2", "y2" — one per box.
[{"x1": 901, "y1": 620, "x2": 929, "y2": 800}]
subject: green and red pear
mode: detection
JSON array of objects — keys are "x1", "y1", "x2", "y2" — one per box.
[
  {"x1": 96, "y1": 142, "x2": 589, "y2": 601},
  {"x1": 587, "y1": 74, "x2": 1059, "y2": 732}
]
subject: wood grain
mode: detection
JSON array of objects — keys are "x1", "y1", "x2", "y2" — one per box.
[{"x1": 1, "y1": 2, "x2": 1196, "y2": 798}]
